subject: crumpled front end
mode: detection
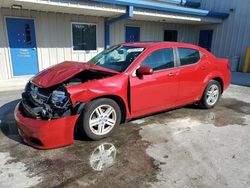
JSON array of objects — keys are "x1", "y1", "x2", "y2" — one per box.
[
  {"x1": 15, "y1": 82, "x2": 81, "y2": 149},
  {"x1": 14, "y1": 62, "x2": 119, "y2": 149},
  {"x1": 21, "y1": 82, "x2": 74, "y2": 120},
  {"x1": 15, "y1": 103, "x2": 79, "y2": 149}
]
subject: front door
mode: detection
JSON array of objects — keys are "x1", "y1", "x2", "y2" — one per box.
[
  {"x1": 130, "y1": 48, "x2": 179, "y2": 116},
  {"x1": 125, "y1": 26, "x2": 140, "y2": 42},
  {"x1": 6, "y1": 18, "x2": 39, "y2": 76},
  {"x1": 199, "y1": 30, "x2": 213, "y2": 52}
]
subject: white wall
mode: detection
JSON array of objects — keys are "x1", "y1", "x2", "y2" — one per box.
[
  {"x1": 0, "y1": 8, "x2": 105, "y2": 80},
  {"x1": 110, "y1": 19, "x2": 198, "y2": 46},
  {"x1": 0, "y1": 8, "x2": 198, "y2": 81},
  {"x1": 200, "y1": 0, "x2": 250, "y2": 70}
]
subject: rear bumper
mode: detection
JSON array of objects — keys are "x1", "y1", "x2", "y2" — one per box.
[
  {"x1": 15, "y1": 102, "x2": 80, "y2": 149},
  {"x1": 223, "y1": 70, "x2": 231, "y2": 91}
]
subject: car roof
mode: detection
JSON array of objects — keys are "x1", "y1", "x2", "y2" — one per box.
[{"x1": 121, "y1": 41, "x2": 201, "y2": 50}]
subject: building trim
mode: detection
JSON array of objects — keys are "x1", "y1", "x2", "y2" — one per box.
[
  {"x1": 184, "y1": 1, "x2": 201, "y2": 8},
  {"x1": 93, "y1": 0, "x2": 229, "y2": 18},
  {"x1": 156, "y1": 0, "x2": 201, "y2": 8},
  {"x1": 105, "y1": 6, "x2": 134, "y2": 49}
]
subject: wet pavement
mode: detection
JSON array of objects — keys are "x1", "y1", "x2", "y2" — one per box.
[{"x1": 0, "y1": 85, "x2": 250, "y2": 188}]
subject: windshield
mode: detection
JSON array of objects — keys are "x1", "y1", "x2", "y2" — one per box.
[{"x1": 88, "y1": 45, "x2": 145, "y2": 72}]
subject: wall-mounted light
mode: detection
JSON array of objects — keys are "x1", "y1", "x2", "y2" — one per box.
[{"x1": 11, "y1": 4, "x2": 22, "y2": 9}]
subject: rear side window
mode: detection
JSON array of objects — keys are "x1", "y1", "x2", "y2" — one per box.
[
  {"x1": 178, "y1": 48, "x2": 200, "y2": 66},
  {"x1": 141, "y1": 48, "x2": 175, "y2": 71}
]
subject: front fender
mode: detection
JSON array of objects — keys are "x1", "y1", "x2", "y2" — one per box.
[{"x1": 66, "y1": 74, "x2": 130, "y2": 117}]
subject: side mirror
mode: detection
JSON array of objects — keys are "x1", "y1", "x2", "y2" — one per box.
[{"x1": 136, "y1": 66, "x2": 153, "y2": 76}]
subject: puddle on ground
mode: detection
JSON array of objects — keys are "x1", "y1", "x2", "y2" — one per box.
[
  {"x1": 136, "y1": 98, "x2": 250, "y2": 127},
  {"x1": 89, "y1": 143, "x2": 117, "y2": 171},
  {"x1": 0, "y1": 105, "x2": 158, "y2": 188},
  {"x1": 0, "y1": 97, "x2": 249, "y2": 187}
]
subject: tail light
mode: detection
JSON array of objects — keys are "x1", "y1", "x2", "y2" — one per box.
[{"x1": 227, "y1": 62, "x2": 230, "y2": 70}]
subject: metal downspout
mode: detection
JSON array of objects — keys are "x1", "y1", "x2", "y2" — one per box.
[{"x1": 104, "y1": 6, "x2": 134, "y2": 49}]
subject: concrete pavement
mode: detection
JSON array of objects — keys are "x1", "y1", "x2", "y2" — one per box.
[{"x1": 0, "y1": 85, "x2": 250, "y2": 187}]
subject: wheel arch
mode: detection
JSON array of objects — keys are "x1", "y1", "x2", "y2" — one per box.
[
  {"x1": 212, "y1": 77, "x2": 224, "y2": 93},
  {"x1": 203, "y1": 72, "x2": 224, "y2": 93}
]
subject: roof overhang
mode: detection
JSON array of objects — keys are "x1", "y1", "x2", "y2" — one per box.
[
  {"x1": 133, "y1": 8, "x2": 223, "y2": 24},
  {"x1": 0, "y1": 0, "x2": 126, "y2": 17},
  {"x1": 0, "y1": 0, "x2": 224, "y2": 24},
  {"x1": 93, "y1": 0, "x2": 229, "y2": 19}
]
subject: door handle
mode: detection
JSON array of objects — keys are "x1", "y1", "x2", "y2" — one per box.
[
  {"x1": 200, "y1": 65, "x2": 206, "y2": 70},
  {"x1": 168, "y1": 72, "x2": 176, "y2": 77}
]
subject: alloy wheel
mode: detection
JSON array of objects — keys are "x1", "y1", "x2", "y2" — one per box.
[
  {"x1": 206, "y1": 84, "x2": 219, "y2": 106},
  {"x1": 89, "y1": 105, "x2": 117, "y2": 136}
]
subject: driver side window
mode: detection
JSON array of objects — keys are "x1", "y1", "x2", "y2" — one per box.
[{"x1": 140, "y1": 48, "x2": 175, "y2": 71}]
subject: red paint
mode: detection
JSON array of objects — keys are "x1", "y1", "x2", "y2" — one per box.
[
  {"x1": 15, "y1": 103, "x2": 80, "y2": 149},
  {"x1": 136, "y1": 66, "x2": 153, "y2": 75},
  {"x1": 32, "y1": 61, "x2": 119, "y2": 88},
  {"x1": 15, "y1": 42, "x2": 231, "y2": 149}
]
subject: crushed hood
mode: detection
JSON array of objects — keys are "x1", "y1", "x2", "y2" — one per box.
[{"x1": 32, "y1": 61, "x2": 119, "y2": 88}]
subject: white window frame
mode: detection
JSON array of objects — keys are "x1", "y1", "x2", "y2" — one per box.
[{"x1": 71, "y1": 22, "x2": 98, "y2": 53}]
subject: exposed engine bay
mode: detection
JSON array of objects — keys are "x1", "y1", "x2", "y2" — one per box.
[{"x1": 20, "y1": 70, "x2": 114, "y2": 120}]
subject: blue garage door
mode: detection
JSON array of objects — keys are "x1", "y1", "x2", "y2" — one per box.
[
  {"x1": 125, "y1": 26, "x2": 140, "y2": 42},
  {"x1": 6, "y1": 18, "x2": 39, "y2": 76}
]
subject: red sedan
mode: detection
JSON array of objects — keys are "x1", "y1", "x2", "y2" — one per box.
[{"x1": 15, "y1": 42, "x2": 231, "y2": 149}]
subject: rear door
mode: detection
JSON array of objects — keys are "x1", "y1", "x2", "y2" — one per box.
[
  {"x1": 176, "y1": 47, "x2": 210, "y2": 103},
  {"x1": 130, "y1": 48, "x2": 179, "y2": 116}
]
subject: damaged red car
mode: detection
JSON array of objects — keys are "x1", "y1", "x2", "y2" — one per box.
[{"x1": 15, "y1": 42, "x2": 231, "y2": 149}]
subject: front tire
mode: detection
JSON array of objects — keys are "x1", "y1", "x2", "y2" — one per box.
[
  {"x1": 199, "y1": 80, "x2": 221, "y2": 109},
  {"x1": 79, "y1": 98, "x2": 121, "y2": 140}
]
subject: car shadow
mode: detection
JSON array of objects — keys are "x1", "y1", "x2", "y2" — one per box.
[
  {"x1": 0, "y1": 99, "x2": 26, "y2": 145},
  {"x1": 184, "y1": 103, "x2": 204, "y2": 109},
  {"x1": 0, "y1": 99, "x2": 207, "y2": 146},
  {"x1": 74, "y1": 118, "x2": 93, "y2": 141}
]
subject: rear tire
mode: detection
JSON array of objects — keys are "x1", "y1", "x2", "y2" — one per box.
[
  {"x1": 79, "y1": 98, "x2": 121, "y2": 140},
  {"x1": 199, "y1": 80, "x2": 221, "y2": 109}
]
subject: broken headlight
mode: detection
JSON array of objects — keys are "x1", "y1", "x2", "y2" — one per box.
[{"x1": 51, "y1": 88, "x2": 69, "y2": 107}]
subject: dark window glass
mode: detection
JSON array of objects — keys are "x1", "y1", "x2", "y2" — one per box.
[
  {"x1": 25, "y1": 24, "x2": 31, "y2": 44},
  {"x1": 141, "y1": 48, "x2": 174, "y2": 71},
  {"x1": 72, "y1": 23, "x2": 96, "y2": 51},
  {"x1": 199, "y1": 30, "x2": 213, "y2": 51},
  {"x1": 178, "y1": 48, "x2": 200, "y2": 66},
  {"x1": 164, "y1": 30, "x2": 178, "y2": 42}
]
